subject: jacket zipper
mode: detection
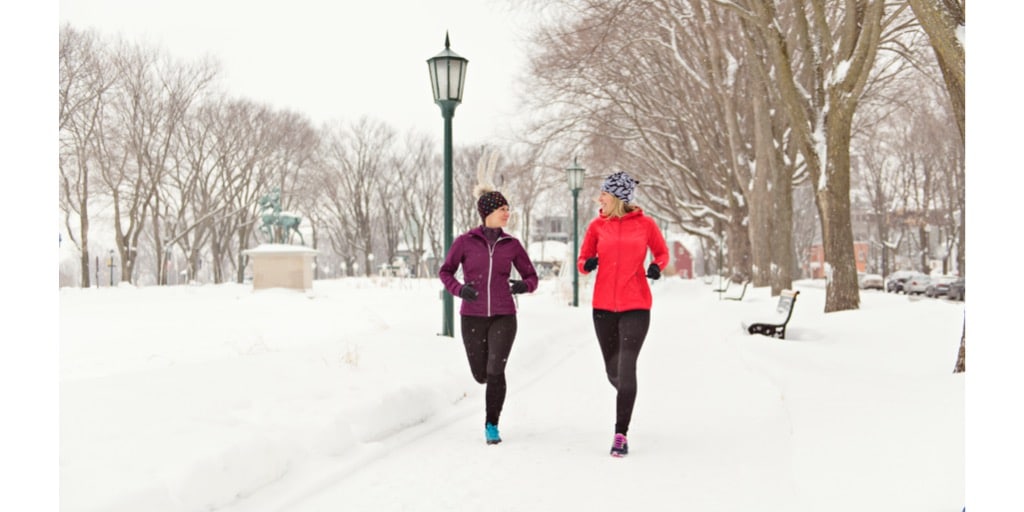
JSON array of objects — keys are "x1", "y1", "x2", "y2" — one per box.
[
  {"x1": 486, "y1": 236, "x2": 510, "y2": 317},
  {"x1": 613, "y1": 218, "x2": 621, "y2": 311}
]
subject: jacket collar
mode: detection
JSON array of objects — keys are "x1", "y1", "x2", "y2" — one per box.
[
  {"x1": 598, "y1": 207, "x2": 644, "y2": 221},
  {"x1": 467, "y1": 225, "x2": 511, "y2": 240}
]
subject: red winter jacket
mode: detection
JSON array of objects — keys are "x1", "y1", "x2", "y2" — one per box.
[{"x1": 576, "y1": 208, "x2": 669, "y2": 312}]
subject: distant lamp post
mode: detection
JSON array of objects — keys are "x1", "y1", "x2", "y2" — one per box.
[
  {"x1": 427, "y1": 32, "x2": 468, "y2": 337},
  {"x1": 566, "y1": 157, "x2": 585, "y2": 307},
  {"x1": 368, "y1": 253, "x2": 375, "y2": 277},
  {"x1": 108, "y1": 249, "x2": 115, "y2": 287}
]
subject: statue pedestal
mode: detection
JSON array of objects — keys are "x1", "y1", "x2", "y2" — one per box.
[{"x1": 243, "y1": 244, "x2": 318, "y2": 291}]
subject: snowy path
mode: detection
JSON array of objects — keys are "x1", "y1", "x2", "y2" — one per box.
[
  {"x1": 230, "y1": 282, "x2": 806, "y2": 512},
  {"x1": 61, "y1": 278, "x2": 963, "y2": 512}
]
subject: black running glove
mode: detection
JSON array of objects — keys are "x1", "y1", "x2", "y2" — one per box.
[
  {"x1": 583, "y1": 257, "x2": 599, "y2": 272},
  {"x1": 646, "y1": 263, "x2": 661, "y2": 280},
  {"x1": 510, "y1": 280, "x2": 529, "y2": 294},
  {"x1": 459, "y1": 284, "x2": 478, "y2": 301}
]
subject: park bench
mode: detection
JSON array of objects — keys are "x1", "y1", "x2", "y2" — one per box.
[
  {"x1": 743, "y1": 289, "x2": 800, "y2": 339},
  {"x1": 713, "y1": 274, "x2": 742, "y2": 293},
  {"x1": 378, "y1": 262, "x2": 410, "y2": 278},
  {"x1": 724, "y1": 280, "x2": 751, "y2": 301}
]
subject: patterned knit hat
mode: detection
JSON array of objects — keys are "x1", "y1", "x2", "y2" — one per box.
[
  {"x1": 601, "y1": 171, "x2": 639, "y2": 203},
  {"x1": 477, "y1": 189, "x2": 509, "y2": 221}
]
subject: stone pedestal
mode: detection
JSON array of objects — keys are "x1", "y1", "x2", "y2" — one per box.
[{"x1": 243, "y1": 244, "x2": 318, "y2": 291}]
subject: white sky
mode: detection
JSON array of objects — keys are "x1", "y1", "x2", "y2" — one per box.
[
  {"x1": 57, "y1": 0, "x2": 541, "y2": 144},
  {"x1": 58, "y1": 277, "x2": 973, "y2": 511}
]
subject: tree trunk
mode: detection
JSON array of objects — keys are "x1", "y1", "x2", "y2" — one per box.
[
  {"x1": 819, "y1": 106, "x2": 861, "y2": 311},
  {"x1": 770, "y1": 152, "x2": 795, "y2": 296},
  {"x1": 727, "y1": 202, "x2": 753, "y2": 279},
  {"x1": 236, "y1": 252, "x2": 246, "y2": 284},
  {"x1": 748, "y1": 143, "x2": 773, "y2": 287},
  {"x1": 78, "y1": 192, "x2": 91, "y2": 288},
  {"x1": 918, "y1": 223, "x2": 930, "y2": 273},
  {"x1": 750, "y1": 79, "x2": 777, "y2": 290},
  {"x1": 907, "y1": 0, "x2": 965, "y2": 144},
  {"x1": 953, "y1": 317, "x2": 965, "y2": 373}
]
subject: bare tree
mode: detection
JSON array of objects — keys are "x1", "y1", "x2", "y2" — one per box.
[
  {"x1": 847, "y1": 6, "x2": 938, "y2": 279},
  {"x1": 209, "y1": 99, "x2": 277, "y2": 283},
  {"x1": 59, "y1": 24, "x2": 115, "y2": 287},
  {"x1": 523, "y1": 1, "x2": 752, "y2": 272},
  {"x1": 376, "y1": 150, "x2": 405, "y2": 267},
  {"x1": 320, "y1": 117, "x2": 396, "y2": 276},
  {"x1": 396, "y1": 132, "x2": 443, "y2": 277},
  {"x1": 907, "y1": 0, "x2": 964, "y2": 144},
  {"x1": 498, "y1": 142, "x2": 559, "y2": 250},
  {"x1": 717, "y1": 0, "x2": 893, "y2": 312},
  {"x1": 164, "y1": 97, "x2": 219, "y2": 284},
  {"x1": 856, "y1": 136, "x2": 903, "y2": 277},
  {"x1": 95, "y1": 38, "x2": 217, "y2": 285},
  {"x1": 312, "y1": 139, "x2": 358, "y2": 276}
]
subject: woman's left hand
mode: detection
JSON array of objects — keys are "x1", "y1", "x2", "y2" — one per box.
[
  {"x1": 509, "y1": 280, "x2": 529, "y2": 294},
  {"x1": 646, "y1": 263, "x2": 661, "y2": 280}
]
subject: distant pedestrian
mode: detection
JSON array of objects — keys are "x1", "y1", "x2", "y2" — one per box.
[
  {"x1": 577, "y1": 171, "x2": 668, "y2": 457},
  {"x1": 439, "y1": 179, "x2": 539, "y2": 445}
]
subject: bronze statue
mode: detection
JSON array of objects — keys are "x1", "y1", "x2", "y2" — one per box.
[{"x1": 257, "y1": 188, "x2": 304, "y2": 245}]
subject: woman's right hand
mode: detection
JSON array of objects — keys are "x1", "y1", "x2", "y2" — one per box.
[{"x1": 459, "y1": 283, "x2": 479, "y2": 301}]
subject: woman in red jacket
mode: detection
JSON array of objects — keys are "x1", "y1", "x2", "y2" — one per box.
[
  {"x1": 577, "y1": 171, "x2": 668, "y2": 457},
  {"x1": 439, "y1": 185, "x2": 538, "y2": 445}
]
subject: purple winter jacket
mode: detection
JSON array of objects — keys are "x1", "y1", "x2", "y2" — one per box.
[{"x1": 438, "y1": 226, "x2": 539, "y2": 317}]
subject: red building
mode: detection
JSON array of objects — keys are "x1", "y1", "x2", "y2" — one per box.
[{"x1": 672, "y1": 241, "x2": 694, "y2": 279}]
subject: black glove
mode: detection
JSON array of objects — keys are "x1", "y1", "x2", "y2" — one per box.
[
  {"x1": 646, "y1": 263, "x2": 661, "y2": 280},
  {"x1": 510, "y1": 280, "x2": 529, "y2": 294},
  {"x1": 583, "y1": 257, "x2": 599, "y2": 272},
  {"x1": 459, "y1": 284, "x2": 478, "y2": 301}
]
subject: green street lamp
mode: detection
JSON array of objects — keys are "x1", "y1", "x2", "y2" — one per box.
[
  {"x1": 427, "y1": 32, "x2": 468, "y2": 337},
  {"x1": 108, "y1": 249, "x2": 116, "y2": 287},
  {"x1": 566, "y1": 157, "x2": 585, "y2": 307}
]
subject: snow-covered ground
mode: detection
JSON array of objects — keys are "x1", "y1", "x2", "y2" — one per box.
[{"x1": 54, "y1": 275, "x2": 973, "y2": 511}]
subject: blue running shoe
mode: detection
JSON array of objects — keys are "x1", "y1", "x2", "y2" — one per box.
[
  {"x1": 610, "y1": 433, "x2": 628, "y2": 457},
  {"x1": 485, "y1": 423, "x2": 502, "y2": 445}
]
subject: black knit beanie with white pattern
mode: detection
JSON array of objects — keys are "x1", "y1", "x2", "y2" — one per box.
[{"x1": 601, "y1": 171, "x2": 639, "y2": 203}]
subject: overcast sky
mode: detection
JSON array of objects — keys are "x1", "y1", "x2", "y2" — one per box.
[{"x1": 58, "y1": 0, "x2": 542, "y2": 144}]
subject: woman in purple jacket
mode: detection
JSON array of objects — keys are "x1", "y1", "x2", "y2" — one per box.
[{"x1": 438, "y1": 186, "x2": 539, "y2": 445}]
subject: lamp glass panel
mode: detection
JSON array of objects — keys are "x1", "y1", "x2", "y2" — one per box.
[
  {"x1": 567, "y1": 167, "x2": 585, "y2": 191},
  {"x1": 446, "y1": 60, "x2": 465, "y2": 100},
  {"x1": 431, "y1": 60, "x2": 452, "y2": 101}
]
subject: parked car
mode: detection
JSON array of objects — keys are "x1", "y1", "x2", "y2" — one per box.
[
  {"x1": 902, "y1": 273, "x2": 931, "y2": 295},
  {"x1": 858, "y1": 272, "x2": 884, "y2": 290},
  {"x1": 925, "y1": 275, "x2": 957, "y2": 298},
  {"x1": 885, "y1": 270, "x2": 917, "y2": 293},
  {"x1": 946, "y1": 278, "x2": 965, "y2": 301}
]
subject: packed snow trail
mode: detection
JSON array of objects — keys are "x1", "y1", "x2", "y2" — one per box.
[
  {"x1": 230, "y1": 280, "x2": 806, "y2": 512},
  {"x1": 62, "y1": 278, "x2": 962, "y2": 512}
]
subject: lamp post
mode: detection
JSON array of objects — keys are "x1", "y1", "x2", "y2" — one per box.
[
  {"x1": 427, "y1": 32, "x2": 468, "y2": 337},
  {"x1": 108, "y1": 249, "x2": 115, "y2": 287},
  {"x1": 566, "y1": 157, "x2": 585, "y2": 307}
]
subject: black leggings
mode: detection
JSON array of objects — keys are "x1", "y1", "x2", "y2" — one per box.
[
  {"x1": 593, "y1": 309, "x2": 651, "y2": 436},
  {"x1": 461, "y1": 314, "x2": 518, "y2": 426}
]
